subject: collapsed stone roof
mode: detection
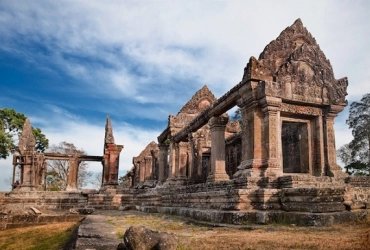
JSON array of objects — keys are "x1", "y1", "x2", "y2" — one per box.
[{"x1": 133, "y1": 141, "x2": 158, "y2": 163}]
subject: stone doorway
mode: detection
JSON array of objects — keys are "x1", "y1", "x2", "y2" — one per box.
[{"x1": 281, "y1": 121, "x2": 309, "y2": 174}]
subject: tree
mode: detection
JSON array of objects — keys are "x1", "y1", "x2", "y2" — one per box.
[
  {"x1": 343, "y1": 93, "x2": 370, "y2": 175},
  {"x1": 90, "y1": 172, "x2": 102, "y2": 190},
  {"x1": 337, "y1": 144, "x2": 352, "y2": 174},
  {"x1": 118, "y1": 172, "x2": 131, "y2": 188},
  {"x1": 45, "y1": 141, "x2": 92, "y2": 191},
  {"x1": 0, "y1": 107, "x2": 49, "y2": 158}
]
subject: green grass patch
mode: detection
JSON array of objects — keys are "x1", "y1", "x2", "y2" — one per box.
[{"x1": 0, "y1": 222, "x2": 79, "y2": 250}]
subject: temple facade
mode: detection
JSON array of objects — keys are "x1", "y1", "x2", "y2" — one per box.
[
  {"x1": 4, "y1": 19, "x2": 370, "y2": 226},
  {"x1": 120, "y1": 19, "x2": 369, "y2": 225},
  {"x1": 129, "y1": 19, "x2": 348, "y2": 187}
]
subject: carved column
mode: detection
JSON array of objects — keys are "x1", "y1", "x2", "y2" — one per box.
[
  {"x1": 102, "y1": 116, "x2": 124, "y2": 188},
  {"x1": 207, "y1": 115, "x2": 229, "y2": 182},
  {"x1": 137, "y1": 161, "x2": 145, "y2": 183},
  {"x1": 260, "y1": 96, "x2": 283, "y2": 177},
  {"x1": 158, "y1": 144, "x2": 169, "y2": 182},
  {"x1": 233, "y1": 96, "x2": 264, "y2": 178},
  {"x1": 314, "y1": 115, "x2": 325, "y2": 176},
  {"x1": 66, "y1": 155, "x2": 81, "y2": 191},
  {"x1": 21, "y1": 155, "x2": 34, "y2": 188},
  {"x1": 150, "y1": 149, "x2": 159, "y2": 181},
  {"x1": 324, "y1": 105, "x2": 347, "y2": 177},
  {"x1": 144, "y1": 156, "x2": 152, "y2": 181},
  {"x1": 103, "y1": 144, "x2": 124, "y2": 187},
  {"x1": 177, "y1": 142, "x2": 188, "y2": 183},
  {"x1": 196, "y1": 135, "x2": 205, "y2": 181},
  {"x1": 166, "y1": 140, "x2": 178, "y2": 184},
  {"x1": 188, "y1": 133, "x2": 195, "y2": 182},
  {"x1": 12, "y1": 155, "x2": 17, "y2": 190},
  {"x1": 35, "y1": 155, "x2": 45, "y2": 189},
  {"x1": 17, "y1": 118, "x2": 36, "y2": 190}
]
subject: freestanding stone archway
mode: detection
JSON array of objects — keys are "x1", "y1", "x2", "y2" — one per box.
[{"x1": 12, "y1": 116, "x2": 123, "y2": 192}]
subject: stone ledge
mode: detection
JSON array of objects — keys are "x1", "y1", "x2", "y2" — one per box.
[{"x1": 155, "y1": 206, "x2": 369, "y2": 227}]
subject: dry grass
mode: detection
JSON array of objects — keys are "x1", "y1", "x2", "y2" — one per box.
[
  {"x1": 0, "y1": 211, "x2": 369, "y2": 250},
  {"x1": 108, "y1": 211, "x2": 370, "y2": 250},
  {"x1": 0, "y1": 222, "x2": 78, "y2": 250}
]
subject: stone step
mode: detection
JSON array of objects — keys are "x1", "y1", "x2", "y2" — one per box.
[{"x1": 75, "y1": 215, "x2": 121, "y2": 250}]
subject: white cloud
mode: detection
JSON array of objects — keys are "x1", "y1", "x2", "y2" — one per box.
[
  {"x1": 2, "y1": 1, "x2": 369, "y2": 105},
  {"x1": 1, "y1": 1, "x2": 370, "y2": 189}
]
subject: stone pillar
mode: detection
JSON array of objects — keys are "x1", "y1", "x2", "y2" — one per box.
[
  {"x1": 158, "y1": 144, "x2": 169, "y2": 182},
  {"x1": 233, "y1": 98, "x2": 264, "y2": 178},
  {"x1": 12, "y1": 155, "x2": 17, "y2": 190},
  {"x1": 66, "y1": 156, "x2": 80, "y2": 191},
  {"x1": 314, "y1": 116, "x2": 325, "y2": 176},
  {"x1": 128, "y1": 175, "x2": 133, "y2": 187},
  {"x1": 260, "y1": 96, "x2": 283, "y2": 177},
  {"x1": 102, "y1": 116, "x2": 124, "y2": 188},
  {"x1": 103, "y1": 144, "x2": 124, "y2": 187},
  {"x1": 324, "y1": 105, "x2": 347, "y2": 177},
  {"x1": 151, "y1": 149, "x2": 159, "y2": 180},
  {"x1": 21, "y1": 155, "x2": 33, "y2": 188},
  {"x1": 166, "y1": 141, "x2": 178, "y2": 182},
  {"x1": 195, "y1": 135, "x2": 205, "y2": 181},
  {"x1": 177, "y1": 142, "x2": 188, "y2": 182},
  {"x1": 207, "y1": 115, "x2": 229, "y2": 182},
  {"x1": 188, "y1": 133, "x2": 195, "y2": 182},
  {"x1": 144, "y1": 156, "x2": 152, "y2": 181},
  {"x1": 137, "y1": 161, "x2": 145, "y2": 183},
  {"x1": 17, "y1": 118, "x2": 36, "y2": 190},
  {"x1": 34, "y1": 155, "x2": 45, "y2": 189}
]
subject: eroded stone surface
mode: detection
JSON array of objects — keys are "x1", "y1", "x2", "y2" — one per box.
[{"x1": 118, "y1": 225, "x2": 178, "y2": 250}]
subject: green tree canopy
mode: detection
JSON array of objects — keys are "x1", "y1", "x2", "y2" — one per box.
[{"x1": 0, "y1": 107, "x2": 49, "y2": 159}]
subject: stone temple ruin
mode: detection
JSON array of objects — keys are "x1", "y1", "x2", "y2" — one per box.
[
  {"x1": 11, "y1": 116, "x2": 123, "y2": 192},
  {"x1": 1, "y1": 19, "x2": 370, "y2": 227}
]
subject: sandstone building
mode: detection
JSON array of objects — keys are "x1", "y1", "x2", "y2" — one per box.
[{"x1": 2, "y1": 19, "x2": 369, "y2": 227}]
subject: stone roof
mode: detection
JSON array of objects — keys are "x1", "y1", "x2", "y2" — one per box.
[
  {"x1": 243, "y1": 18, "x2": 347, "y2": 105},
  {"x1": 18, "y1": 118, "x2": 36, "y2": 153},
  {"x1": 178, "y1": 85, "x2": 217, "y2": 114},
  {"x1": 133, "y1": 141, "x2": 158, "y2": 163},
  {"x1": 105, "y1": 115, "x2": 115, "y2": 144}
]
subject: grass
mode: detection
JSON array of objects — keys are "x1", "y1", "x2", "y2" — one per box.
[
  {"x1": 0, "y1": 222, "x2": 79, "y2": 250},
  {"x1": 0, "y1": 211, "x2": 369, "y2": 250},
  {"x1": 107, "y1": 211, "x2": 370, "y2": 250}
]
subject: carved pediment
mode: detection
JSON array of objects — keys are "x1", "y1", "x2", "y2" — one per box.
[
  {"x1": 168, "y1": 85, "x2": 217, "y2": 133},
  {"x1": 243, "y1": 18, "x2": 347, "y2": 105},
  {"x1": 178, "y1": 85, "x2": 217, "y2": 114}
]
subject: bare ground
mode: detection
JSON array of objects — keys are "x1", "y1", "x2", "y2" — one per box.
[
  {"x1": 0, "y1": 210, "x2": 369, "y2": 250},
  {"x1": 101, "y1": 210, "x2": 370, "y2": 250}
]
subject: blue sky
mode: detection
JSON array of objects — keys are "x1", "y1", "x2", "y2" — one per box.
[{"x1": 1, "y1": 1, "x2": 370, "y2": 191}]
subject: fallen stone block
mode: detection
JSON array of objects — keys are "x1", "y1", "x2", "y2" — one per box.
[
  {"x1": 69, "y1": 207, "x2": 95, "y2": 215},
  {"x1": 117, "y1": 225, "x2": 177, "y2": 250}
]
